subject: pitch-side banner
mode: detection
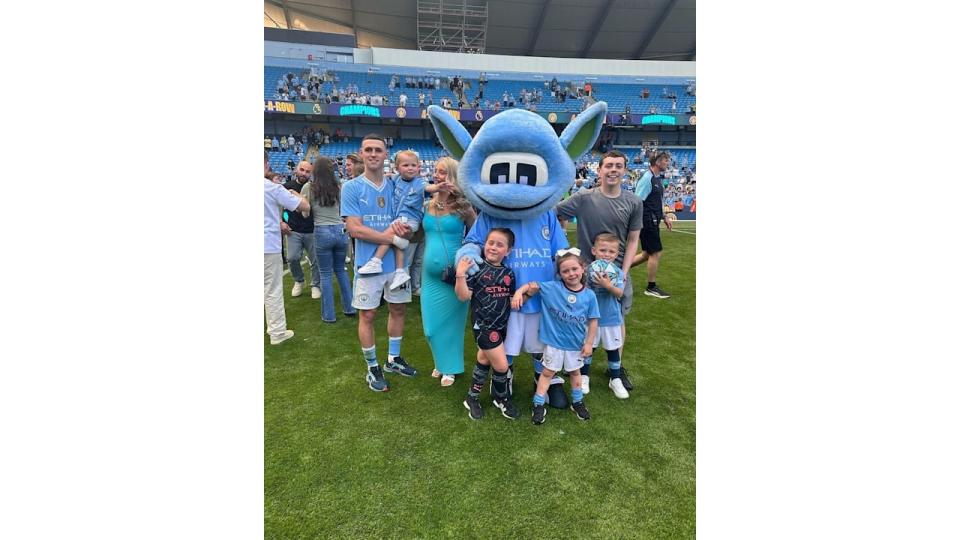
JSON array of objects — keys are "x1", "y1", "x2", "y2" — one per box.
[
  {"x1": 265, "y1": 101, "x2": 589, "y2": 124},
  {"x1": 606, "y1": 113, "x2": 695, "y2": 126}
]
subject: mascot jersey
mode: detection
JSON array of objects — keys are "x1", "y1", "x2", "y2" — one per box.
[{"x1": 465, "y1": 210, "x2": 568, "y2": 314}]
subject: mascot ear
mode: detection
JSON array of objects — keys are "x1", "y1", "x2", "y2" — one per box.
[
  {"x1": 559, "y1": 101, "x2": 608, "y2": 161},
  {"x1": 427, "y1": 105, "x2": 472, "y2": 160}
]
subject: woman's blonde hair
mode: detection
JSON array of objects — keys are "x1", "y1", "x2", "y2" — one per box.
[{"x1": 433, "y1": 156, "x2": 472, "y2": 221}]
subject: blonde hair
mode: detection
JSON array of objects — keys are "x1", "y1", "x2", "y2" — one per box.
[
  {"x1": 394, "y1": 149, "x2": 420, "y2": 164},
  {"x1": 432, "y1": 157, "x2": 472, "y2": 221}
]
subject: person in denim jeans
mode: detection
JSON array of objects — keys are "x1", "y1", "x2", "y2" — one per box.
[
  {"x1": 302, "y1": 157, "x2": 357, "y2": 323},
  {"x1": 284, "y1": 161, "x2": 321, "y2": 298}
]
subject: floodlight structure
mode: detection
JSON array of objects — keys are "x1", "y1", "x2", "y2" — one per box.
[{"x1": 417, "y1": 0, "x2": 488, "y2": 54}]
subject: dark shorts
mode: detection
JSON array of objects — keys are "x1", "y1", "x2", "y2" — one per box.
[
  {"x1": 640, "y1": 218, "x2": 663, "y2": 254},
  {"x1": 473, "y1": 325, "x2": 507, "y2": 350}
]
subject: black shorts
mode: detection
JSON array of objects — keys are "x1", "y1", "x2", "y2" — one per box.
[
  {"x1": 640, "y1": 218, "x2": 663, "y2": 254},
  {"x1": 473, "y1": 325, "x2": 507, "y2": 350}
]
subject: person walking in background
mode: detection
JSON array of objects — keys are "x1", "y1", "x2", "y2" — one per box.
[
  {"x1": 264, "y1": 152, "x2": 310, "y2": 345},
  {"x1": 633, "y1": 150, "x2": 674, "y2": 299},
  {"x1": 303, "y1": 157, "x2": 357, "y2": 323},
  {"x1": 420, "y1": 157, "x2": 476, "y2": 386}
]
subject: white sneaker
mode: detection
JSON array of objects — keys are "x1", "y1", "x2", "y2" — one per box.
[
  {"x1": 291, "y1": 282, "x2": 304, "y2": 297},
  {"x1": 582, "y1": 375, "x2": 590, "y2": 395},
  {"x1": 311, "y1": 286, "x2": 321, "y2": 299},
  {"x1": 390, "y1": 268, "x2": 411, "y2": 290},
  {"x1": 392, "y1": 236, "x2": 410, "y2": 249},
  {"x1": 270, "y1": 330, "x2": 294, "y2": 345},
  {"x1": 609, "y1": 377, "x2": 629, "y2": 399},
  {"x1": 357, "y1": 257, "x2": 383, "y2": 274}
]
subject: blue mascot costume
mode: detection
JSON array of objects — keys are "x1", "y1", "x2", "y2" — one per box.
[{"x1": 427, "y1": 101, "x2": 607, "y2": 408}]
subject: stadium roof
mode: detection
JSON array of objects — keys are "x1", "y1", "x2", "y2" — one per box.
[{"x1": 264, "y1": 0, "x2": 695, "y2": 61}]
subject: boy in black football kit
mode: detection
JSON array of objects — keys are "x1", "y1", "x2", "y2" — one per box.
[{"x1": 454, "y1": 228, "x2": 520, "y2": 420}]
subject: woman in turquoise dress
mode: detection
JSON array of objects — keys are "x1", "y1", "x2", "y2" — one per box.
[{"x1": 420, "y1": 157, "x2": 476, "y2": 386}]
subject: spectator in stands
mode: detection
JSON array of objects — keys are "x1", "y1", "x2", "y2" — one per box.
[
  {"x1": 632, "y1": 151, "x2": 674, "y2": 300},
  {"x1": 269, "y1": 136, "x2": 277, "y2": 152},
  {"x1": 264, "y1": 151, "x2": 310, "y2": 345},
  {"x1": 399, "y1": 92, "x2": 407, "y2": 107},
  {"x1": 571, "y1": 178, "x2": 585, "y2": 196},
  {"x1": 584, "y1": 81, "x2": 592, "y2": 97},
  {"x1": 419, "y1": 92, "x2": 425, "y2": 106},
  {"x1": 279, "y1": 136, "x2": 288, "y2": 152}
]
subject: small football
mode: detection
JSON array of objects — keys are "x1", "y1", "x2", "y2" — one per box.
[{"x1": 588, "y1": 258, "x2": 618, "y2": 285}]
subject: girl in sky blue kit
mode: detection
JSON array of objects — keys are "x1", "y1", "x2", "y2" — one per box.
[{"x1": 512, "y1": 248, "x2": 599, "y2": 425}]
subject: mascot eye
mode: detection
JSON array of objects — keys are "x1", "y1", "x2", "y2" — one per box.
[
  {"x1": 490, "y1": 162, "x2": 510, "y2": 184},
  {"x1": 480, "y1": 152, "x2": 549, "y2": 187},
  {"x1": 517, "y1": 164, "x2": 537, "y2": 186}
]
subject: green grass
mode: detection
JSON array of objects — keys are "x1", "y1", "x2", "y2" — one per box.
[{"x1": 266, "y1": 222, "x2": 695, "y2": 539}]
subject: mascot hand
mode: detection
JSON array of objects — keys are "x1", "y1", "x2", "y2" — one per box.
[{"x1": 455, "y1": 244, "x2": 483, "y2": 275}]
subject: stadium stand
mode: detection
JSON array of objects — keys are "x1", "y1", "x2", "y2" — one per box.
[{"x1": 265, "y1": 64, "x2": 695, "y2": 115}]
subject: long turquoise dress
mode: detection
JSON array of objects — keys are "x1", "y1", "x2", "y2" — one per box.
[{"x1": 420, "y1": 211, "x2": 469, "y2": 375}]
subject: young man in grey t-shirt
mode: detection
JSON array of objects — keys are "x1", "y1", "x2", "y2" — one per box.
[{"x1": 555, "y1": 150, "x2": 643, "y2": 392}]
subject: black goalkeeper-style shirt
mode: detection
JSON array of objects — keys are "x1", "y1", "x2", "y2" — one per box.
[{"x1": 466, "y1": 261, "x2": 516, "y2": 331}]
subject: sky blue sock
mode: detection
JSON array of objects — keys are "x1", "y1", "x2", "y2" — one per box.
[
  {"x1": 572, "y1": 388, "x2": 584, "y2": 403},
  {"x1": 362, "y1": 346, "x2": 377, "y2": 368},
  {"x1": 582, "y1": 355, "x2": 592, "y2": 377},
  {"x1": 533, "y1": 393, "x2": 546, "y2": 406},
  {"x1": 388, "y1": 336, "x2": 402, "y2": 361},
  {"x1": 507, "y1": 355, "x2": 514, "y2": 367},
  {"x1": 533, "y1": 358, "x2": 544, "y2": 374}
]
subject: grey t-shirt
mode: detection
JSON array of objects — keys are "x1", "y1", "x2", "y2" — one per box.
[
  {"x1": 554, "y1": 188, "x2": 644, "y2": 267},
  {"x1": 301, "y1": 183, "x2": 344, "y2": 226}
]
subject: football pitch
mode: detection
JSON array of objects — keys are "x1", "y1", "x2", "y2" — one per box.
[{"x1": 265, "y1": 221, "x2": 695, "y2": 539}]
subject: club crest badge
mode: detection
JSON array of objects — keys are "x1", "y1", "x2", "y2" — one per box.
[
  {"x1": 377, "y1": 196, "x2": 385, "y2": 208},
  {"x1": 567, "y1": 294, "x2": 577, "y2": 304},
  {"x1": 541, "y1": 226, "x2": 551, "y2": 240}
]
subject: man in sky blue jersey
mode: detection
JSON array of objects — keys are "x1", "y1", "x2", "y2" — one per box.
[{"x1": 341, "y1": 134, "x2": 418, "y2": 392}]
